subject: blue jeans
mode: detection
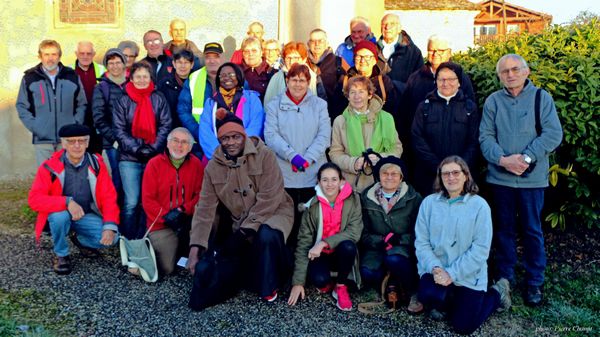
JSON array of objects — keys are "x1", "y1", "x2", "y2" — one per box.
[
  {"x1": 361, "y1": 254, "x2": 418, "y2": 293},
  {"x1": 48, "y1": 211, "x2": 119, "y2": 257},
  {"x1": 491, "y1": 184, "x2": 546, "y2": 286},
  {"x1": 104, "y1": 148, "x2": 122, "y2": 195},
  {"x1": 119, "y1": 161, "x2": 145, "y2": 239},
  {"x1": 418, "y1": 273, "x2": 499, "y2": 335}
]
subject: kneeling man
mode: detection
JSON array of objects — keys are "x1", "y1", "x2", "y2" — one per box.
[
  {"x1": 187, "y1": 110, "x2": 293, "y2": 310},
  {"x1": 142, "y1": 127, "x2": 204, "y2": 276},
  {"x1": 29, "y1": 124, "x2": 119, "y2": 275}
]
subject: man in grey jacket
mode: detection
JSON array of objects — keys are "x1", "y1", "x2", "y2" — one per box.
[
  {"x1": 16, "y1": 40, "x2": 87, "y2": 167},
  {"x1": 479, "y1": 54, "x2": 562, "y2": 307}
]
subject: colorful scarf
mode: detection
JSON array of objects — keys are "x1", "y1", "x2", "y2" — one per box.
[
  {"x1": 375, "y1": 185, "x2": 401, "y2": 214},
  {"x1": 126, "y1": 81, "x2": 156, "y2": 144},
  {"x1": 343, "y1": 106, "x2": 396, "y2": 156},
  {"x1": 217, "y1": 87, "x2": 242, "y2": 112}
]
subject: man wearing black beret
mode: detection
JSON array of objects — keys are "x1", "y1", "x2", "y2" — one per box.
[{"x1": 28, "y1": 124, "x2": 120, "y2": 274}]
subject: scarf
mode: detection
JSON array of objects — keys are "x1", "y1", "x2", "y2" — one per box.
[
  {"x1": 375, "y1": 185, "x2": 401, "y2": 214},
  {"x1": 285, "y1": 89, "x2": 306, "y2": 105},
  {"x1": 343, "y1": 106, "x2": 396, "y2": 156},
  {"x1": 126, "y1": 81, "x2": 156, "y2": 144},
  {"x1": 218, "y1": 87, "x2": 241, "y2": 112}
]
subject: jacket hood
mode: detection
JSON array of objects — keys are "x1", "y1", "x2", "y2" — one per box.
[{"x1": 314, "y1": 181, "x2": 353, "y2": 205}]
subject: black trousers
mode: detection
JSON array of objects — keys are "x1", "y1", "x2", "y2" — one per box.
[
  {"x1": 189, "y1": 224, "x2": 292, "y2": 311},
  {"x1": 307, "y1": 240, "x2": 357, "y2": 287}
]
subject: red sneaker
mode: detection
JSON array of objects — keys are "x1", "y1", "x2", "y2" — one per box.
[
  {"x1": 318, "y1": 283, "x2": 334, "y2": 294},
  {"x1": 332, "y1": 284, "x2": 352, "y2": 311},
  {"x1": 262, "y1": 289, "x2": 278, "y2": 302}
]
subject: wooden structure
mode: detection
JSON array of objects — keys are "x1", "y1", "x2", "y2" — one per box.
[{"x1": 474, "y1": 0, "x2": 552, "y2": 45}]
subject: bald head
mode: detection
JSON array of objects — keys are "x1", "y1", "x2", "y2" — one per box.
[
  {"x1": 169, "y1": 18, "x2": 187, "y2": 44},
  {"x1": 75, "y1": 41, "x2": 95, "y2": 69},
  {"x1": 381, "y1": 13, "x2": 401, "y2": 43}
]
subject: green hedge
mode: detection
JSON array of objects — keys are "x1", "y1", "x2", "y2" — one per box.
[{"x1": 453, "y1": 19, "x2": 600, "y2": 229}]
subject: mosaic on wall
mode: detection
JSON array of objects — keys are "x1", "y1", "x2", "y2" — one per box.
[{"x1": 55, "y1": 0, "x2": 121, "y2": 27}]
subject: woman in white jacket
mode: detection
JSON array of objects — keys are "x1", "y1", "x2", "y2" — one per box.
[
  {"x1": 414, "y1": 155, "x2": 510, "y2": 335},
  {"x1": 264, "y1": 63, "x2": 331, "y2": 247}
]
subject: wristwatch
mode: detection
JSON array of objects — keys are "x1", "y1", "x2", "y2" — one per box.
[{"x1": 523, "y1": 154, "x2": 532, "y2": 164}]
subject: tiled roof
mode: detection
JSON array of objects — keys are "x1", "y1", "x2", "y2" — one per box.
[{"x1": 385, "y1": 0, "x2": 481, "y2": 11}]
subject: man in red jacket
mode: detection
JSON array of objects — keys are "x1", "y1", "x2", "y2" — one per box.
[
  {"x1": 142, "y1": 127, "x2": 204, "y2": 276},
  {"x1": 28, "y1": 124, "x2": 120, "y2": 275}
]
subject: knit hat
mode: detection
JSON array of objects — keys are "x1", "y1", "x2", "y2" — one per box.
[
  {"x1": 353, "y1": 40, "x2": 378, "y2": 58},
  {"x1": 373, "y1": 156, "x2": 407, "y2": 183},
  {"x1": 203, "y1": 42, "x2": 224, "y2": 55},
  {"x1": 103, "y1": 48, "x2": 127, "y2": 67},
  {"x1": 215, "y1": 108, "x2": 246, "y2": 139},
  {"x1": 59, "y1": 124, "x2": 91, "y2": 138}
]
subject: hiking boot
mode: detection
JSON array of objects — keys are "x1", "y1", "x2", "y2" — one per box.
[
  {"x1": 407, "y1": 294, "x2": 424, "y2": 315},
  {"x1": 53, "y1": 255, "x2": 71, "y2": 275},
  {"x1": 332, "y1": 284, "x2": 352, "y2": 311},
  {"x1": 262, "y1": 289, "x2": 278, "y2": 302},
  {"x1": 491, "y1": 278, "x2": 512, "y2": 312},
  {"x1": 317, "y1": 283, "x2": 334, "y2": 294},
  {"x1": 70, "y1": 232, "x2": 100, "y2": 258},
  {"x1": 525, "y1": 285, "x2": 543, "y2": 307}
]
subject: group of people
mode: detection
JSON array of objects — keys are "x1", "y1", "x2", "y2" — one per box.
[{"x1": 18, "y1": 13, "x2": 563, "y2": 335}]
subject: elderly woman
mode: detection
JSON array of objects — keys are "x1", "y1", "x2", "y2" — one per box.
[
  {"x1": 287, "y1": 163, "x2": 363, "y2": 311},
  {"x1": 411, "y1": 62, "x2": 480, "y2": 196},
  {"x1": 265, "y1": 63, "x2": 330, "y2": 247},
  {"x1": 239, "y1": 36, "x2": 276, "y2": 102},
  {"x1": 329, "y1": 76, "x2": 402, "y2": 193},
  {"x1": 263, "y1": 41, "x2": 326, "y2": 106},
  {"x1": 331, "y1": 40, "x2": 397, "y2": 120},
  {"x1": 360, "y1": 156, "x2": 423, "y2": 313},
  {"x1": 263, "y1": 39, "x2": 282, "y2": 70},
  {"x1": 117, "y1": 40, "x2": 140, "y2": 78},
  {"x1": 199, "y1": 62, "x2": 264, "y2": 159},
  {"x1": 415, "y1": 155, "x2": 510, "y2": 335},
  {"x1": 113, "y1": 61, "x2": 172, "y2": 239}
]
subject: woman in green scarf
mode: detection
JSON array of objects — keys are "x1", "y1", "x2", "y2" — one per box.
[{"x1": 329, "y1": 76, "x2": 403, "y2": 192}]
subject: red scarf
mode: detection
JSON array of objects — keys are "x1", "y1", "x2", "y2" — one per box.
[
  {"x1": 126, "y1": 81, "x2": 157, "y2": 144},
  {"x1": 285, "y1": 89, "x2": 306, "y2": 105}
]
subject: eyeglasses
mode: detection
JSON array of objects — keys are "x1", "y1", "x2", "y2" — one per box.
[
  {"x1": 428, "y1": 49, "x2": 449, "y2": 55},
  {"x1": 355, "y1": 54, "x2": 374, "y2": 62},
  {"x1": 242, "y1": 48, "x2": 260, "y2": 55},
  {"x1": 285, "y1": 56, "x2": 301, "y2": 62},
  {"x1": 219, "y1": 72, "x2": 237, "y2": 79},
  {"x1": 381, "y1": 172, "x2": 402, "y2": 179},
  {"x1": 64, "y1": 138, "x2": 89, "y2": 146},
  {"x1": 145, "y1": 39, "x2": 162, "y2": 46},
  {"x1": 288, "y1": 77, "x2": 308, "y2": 84},
  {"x1": 440, "y1": 170, "x2": 463, "y2": 179},
  {"x1": 124, "y1": 54, "x2": 137, "y2": 59},
  {"x1": 218, "y1": 134, "x2": 244, "y2": 143},
  {"x1": 107, "y1": 61, "x2": 124, "y2": 67},
  {"x1": 168, "y1": 137, "x2": 191, "y2": 145},
  {"x1": 499, "y1": 66, "x2": 523, "y2": 76},
  {"x1": 436, "y1": 77, "x2": 459, "y2": 84},
  {"x1": 309, "y1": 39, "x2": 326, "y2": 45},
  {"x1": 264, "y1": 48, "x2": 279, "y2": 54}
]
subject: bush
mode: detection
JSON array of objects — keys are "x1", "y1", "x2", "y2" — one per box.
[{"x1": 453, "y1": 19, "x2": 600, "y2": 229}]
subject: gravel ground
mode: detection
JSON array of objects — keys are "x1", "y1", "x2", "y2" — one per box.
[{"x1": 0, "y1": 231, "x2": 530, "y2": 337}]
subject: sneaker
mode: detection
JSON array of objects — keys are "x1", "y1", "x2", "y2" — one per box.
[
  {"x1": 332, "y1": 284, "x2": 352, "y2": 311},
  {"x1": 525, "y1": 285, "x2": 543, "y2": 307},
  {"x1": 69, "y1": 232, "x2": 100, "y2": 258},
  {"x1": 318, "y1": 283, "x2": 334, "y2": 294},
  {"x1": 407, "y1": 294, "x2": 424, "y2": 314},
  {"x1": 491, "y1": 278, "x2": 512, "y2": 312},
  {"x1": 263, "y1": 290, "x2": 278, "y2": 302},
  {"x1": 53, "y1": 255, "x2": 71, "y2": 275}
]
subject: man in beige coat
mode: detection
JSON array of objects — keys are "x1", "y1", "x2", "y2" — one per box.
[{"x1": 188, "y1": 111, "x2": 294, "y2": 310}]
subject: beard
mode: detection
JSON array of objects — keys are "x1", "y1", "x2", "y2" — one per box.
[{"x1": 43, "y1": 63, "x2": 58, "y2": 72}]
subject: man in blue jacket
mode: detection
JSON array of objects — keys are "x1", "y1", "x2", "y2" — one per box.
[
  {"x1": 16, "y1": 39, "x2": 87, "y2": 167},
  {"x1": 479, "y1": 54, "x2": 562, "y2": 307}
]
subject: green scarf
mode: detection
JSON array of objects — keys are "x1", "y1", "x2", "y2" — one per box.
[
  {"x1": 343, "y1": 107, "x2": 397, "y2": 156},
  {"x1": 170, "y1": 156, "x2": 186, "y2": 169}
]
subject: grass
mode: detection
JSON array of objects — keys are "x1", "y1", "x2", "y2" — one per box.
[
  {"x1": 0, "y1": 288, "x2": 75, "y2": 337},
  {"x1": 0, "y1": 179, "x2": 35, "y2": 235}
]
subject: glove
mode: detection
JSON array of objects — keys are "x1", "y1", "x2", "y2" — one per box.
[
  {"x1": 291, "y1": 154, "x2": 309, "y2": 172},
  {"x1": 384, "y1": 233, "x2": 402, "y2": 251},
  {"x1": 136, "y1": 144, "x2": 157, "y2": 162},
  {"x1": 163, "y1": 208, "x2": 191, "y2": 234}
]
